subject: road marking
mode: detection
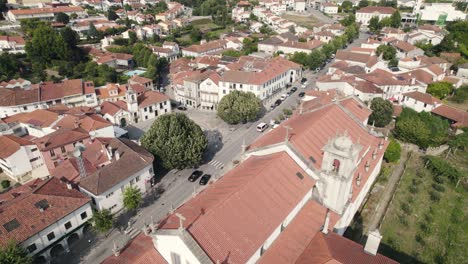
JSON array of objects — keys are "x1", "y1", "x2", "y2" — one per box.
[{"x1": 208, "y1": 160, "x2": 224, "y2": 169}]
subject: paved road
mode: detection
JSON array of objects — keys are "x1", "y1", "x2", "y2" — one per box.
[{"x1": 58, "y1": 31, "x2": 372, "y2": 264}]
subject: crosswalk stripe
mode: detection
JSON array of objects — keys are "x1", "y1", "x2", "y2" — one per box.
[{"x1": 208, "y1": 160, "x2": 224, "y2": 169}]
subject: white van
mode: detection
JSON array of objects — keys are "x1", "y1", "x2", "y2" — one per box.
[{"x1": 256, "y1": 122, "x2": 269, "y2": 132}]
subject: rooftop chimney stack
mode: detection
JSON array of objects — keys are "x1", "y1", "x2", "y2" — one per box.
[
  {"x1": 115, "y1": 150, "x2": 120, "y2": 161},
  {"x1": 322, "y1": 210, "x2": 330, "y2": 234},
  {"x1": 364, "y1": 230, "x2": 382, "y2": 256},
  {"x1": 73, "y1": 146, "x2": 87, "y2": 179}
]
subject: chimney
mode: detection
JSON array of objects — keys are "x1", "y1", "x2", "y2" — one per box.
[
  {"x1": 365, "y1": 160, "x2": 370, "y2": 172},
  {"x1": 372, "y1": 149, "x2": 377, "y2": 160},
  {"x1": 411, "y1": 77, "x2": 415, "y2": 85},
  {"x1": 322, "y1": 210, "x2": 330, "y2": 234},
  {"x1": 73, "y1": 147, "x2": 87, "y2": 179},
  {"x1": 39, "y1": 207, "x2": 44, "y2": 213},
  {"x1": 364, "y1": 230, "x2": 383, "y2": 256},
  {"x1": 66, "y1": 183, "x2": 73, "y2": 190},
  {"x1": 115, "y1": 150, "x2": 120, "y2": 160},
  {"x1": 74, "y1": 119, "x2": 79, "y2": 128},
  {"x1": 200, "y1": 39, "x2": 206, "y2": 45},
  {"x1": 107, "y1": 145, "x2": 113, "y2": 158}
]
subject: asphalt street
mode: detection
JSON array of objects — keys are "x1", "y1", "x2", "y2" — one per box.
[{"x1": 57, "y1": 31, "x2": 370, "y2": 264}]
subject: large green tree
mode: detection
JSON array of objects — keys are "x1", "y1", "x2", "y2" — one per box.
[
  {"x1": 55, "y1": 12, "x2": 69, "y2": 24},
  {"x1": 427, "y1": 81, "x2": 454, "y2": 99},
  {"x1": 450, "y1": 84, "x2": 468, "y2": 103},
  {"x1": 0, "y1": 53, "x2": 20, "y2": 82},
  {"x1": 368, "y1": 97, "x2": 393, "y2": 127},
  {"x1": 123, "y1": 186, "x2": 142, "y2": 210},
  {"x1": 376, "y1": 45, "x2": 397, "y2": 61},
  {"x1": 217, "y1": 91, "x2": 261, "y2": 124},
  {"x1": 390, "y1": 11, "x2": 401, "y2": 28},
  {"x1": 384, "y1": 139, "x2": 401, "y2": 162},
  {"x1": 141, "y1": 113, "x2": 207, "y2": 170},
  {"x1": 341, "y1": 1, "x2": 353, "y2": 12},
  {"x1": 0, "y1": 241, "x2": 32, "y2": 264},
  {"x1": 90, "y1": 209, "x2": 113, "y2": 233},
  {"x1": 369, "y1": 16, "x2": 380, "y2": 33},
  {"x1": 358, "y1": 0, "x2": 369, "y2": 8},
  {"x1": 25, "y1": 24, "x2": 71, "y2": 66}
]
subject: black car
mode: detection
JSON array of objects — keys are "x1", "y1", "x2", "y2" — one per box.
[
  {"x1": 298, "y1": 91, "x2": 305, "y2": 97},
  {"x1": 177, "y1": 105, "x2": 187, "y2": 111},
  {"x1": 291, "y1": 87, "x2": 298, "y2": 92},
  {"x1": 188, "y1": 170, "x2": 203, "y2": 182},
  {"x1": 301, "y1": 78, "x2": 307, "y2": 83},
  {"x1": 199, "y1": 174, "x2": 211, "y2": 185},
  {"x1": 274, "y1": 99, "x2": 282, "y2": 106}
]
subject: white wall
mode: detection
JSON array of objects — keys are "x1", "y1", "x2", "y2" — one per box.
[{"x1": 155, "y1": 234, "x2": 202, "y2": 264}]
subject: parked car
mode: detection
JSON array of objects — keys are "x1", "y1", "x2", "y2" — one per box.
[
  {"x1": 301, "y1": 78, "x2": 307, "y2": 83},
  {"x1": 280, "y1": 94, "x2": 288, "y2": 100},
  {"x1": 199, "y1": 174, "x2": 211, "y2": 185},
  {"x1": 188, "y1": 170, "x2": 203, "y2": 182},
  {"x1": 291, "y1": 87, "x2": 298, "y2": 93},
  {"x1": 177, "y1": 105, "x2": 187, "y2": 111},
  {"x1": 298, "y1": 91, "x2": 305, "y2": 97},
  {"x1": 274, "y1": 99, "x2": 282, "y2": 106},
  {"x1": 301, "y1": 82, "x2": 308, "y2": 88},
  {"x1": 256, "y1": 122, "x2": 269, "y2": 132}
]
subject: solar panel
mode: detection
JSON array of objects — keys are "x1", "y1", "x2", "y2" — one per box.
[
  {"x1": 34, "y1": 199, "x2": 49, "y2": 210},
  {"x1": 3, "y1": 219, "x2": 20, "y2": 232}
]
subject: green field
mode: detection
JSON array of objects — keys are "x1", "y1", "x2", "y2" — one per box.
[
  {"x1": 280, "y1": 14, "x2": 318, "y2": 29},
  {"x1": 379, "y1": 150, "x2": 468, "y2": 264}
]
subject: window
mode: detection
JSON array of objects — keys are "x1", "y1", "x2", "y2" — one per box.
[
  {"x1": 332, "y1": 159, "x2": 340, "y2": 173},
  {"x1": 64, "y1": 221, "x2": 72, "y2": 230},
  {"x1": 171, "y1": 252, "x2": 181, "y2": 264},
  {"x1": 50, "y1": 149, "x2": 55, "y2": 157},
  {"x1": 109, "y1": 204, "x2": 117, "y2": 211},
  {"x1": 144, "y1": 107, "x2": 147, "y2": 112},
  {"x1": 61, "y1": 146, "x2": 66, "y2": 153},
  {"x1": 26, "y1": 244, "x2": 37, "y2": 253},
  {"x1": 31, "y1": 148, "x2": 37, "y2": 152},
  {"x1": 106, "y1": 192, "x2": 114, "y2": 198},
  {"x1": 130, "y1": 179, "x2": 135, "y2": 185},
  {"x1": 47, "y1": 232, "x2": 55, "y2": 241},
  {"x1": 23, "y1": 106, "x2": 27, "y2": 110},
  {"x1": 136, "y1": 176, "x2": 140, "y2": 182},
  {"x1": 80, "y1": 211, "x2": 88, "y2": 220},
  {"x1": 29, "y1": 157, "x2": 39, "y2": 162}
]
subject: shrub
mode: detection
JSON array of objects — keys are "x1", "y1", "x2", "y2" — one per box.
[
  {"x1": 384, "y1": 139, "x2": 401, "y2": 163},
  {"x1": 277, "y1": 113, "x2": 285, "y2": 121},
  {"x1": 1, "y1": 180, "x2": 10, "y2": 189},
  {"x1": 432, "y1": 183, "x2": 445, "y2": 192},
  {"x1": 419, "y1": 222, "x2": 431, "y2": 232},
  {"x1": 282, "y1": 108, "x2": 293, "y2": 116},
  {"x1": 415, "y1": 233, "x2": 425, "y2": 245},
  {"x1": 429, "y1": 190, "x2": 441, "y2": 202},
  {"x1": 398, "y1": 214, "x2": 409, "y2": 226},
  {"x1": 401, "y1": 202, "x2": 412, "y2": 214},
  {"x1": 424, "y1": 156, "x2": 460, "y2": 184},
  {"x1": 427, "y1": 81, "x2": 454, "y2": 99},
  {"x1": 409, "y1": 185, "x2": 419, "y2": 193}
]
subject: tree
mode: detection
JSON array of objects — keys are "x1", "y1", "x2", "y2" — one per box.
[
  {"x1": 358, "y1": 0, "x2": 369, "y2": 8},
  {"x1": 90, "y1": 209, "x2": 113, "y2": 233},
  {"x1": 0, "y1": 53, "x2": 20, "y2": 82},
  {"x1": 389, "y1": 57, "x2": 399, "y2": 67},
  {"x1": 60, "y1": 27, "x2": 79, "y2": 49},
  {"x1": 341, "y1": 1, "x2": 353, "y2": 12},
  {"x1": 25, "y1": 24, "x2": 71, "y2": 66},
  {"x1": 87, "y1": 23, "x2": 101, "y2": 39},
  {"x1": 450, "y1": 84, "x2": 468, "y2": 103},
  {"x1": 190, "y1": 28, "x2": 202, "y2": 43},
  {"x1": 55, "y1": 12, "x2": 70, "y2": 24},
  {"x1": 376, "y1": 45, "x2": 396, "y2": 60},
  {"x1": 390, "y1": 11, "x2": 401, "y2": 28},
  {"x1": 340, "y1": 14, "x2": 356, "y2": 27},
  {"x1": 123, "y1": 186, "x2": 142, "y2": 210},
  {"x1": 242, "y1": 37, "x2": 258, "y2": 54},
  {"x1": 217, "y1": 91, "x2": 261, "y2": 124},
  {"x1": 107, "y1": 9, "x2": 119, "y2": 21},
  {"x1": 368, "y1": 97, "x2": 393, "y2": 127},
  {"x1": 427, "y1": 81, "x2": 454, "y2": 99},
  {"x1": 1, "y1": 180, "x2": 10, "y2": 189},
  {"x1": 369, "y1": 16, "x2": 380, "y2": 33},
  {"x1": 384, "y1": 139, "x2": 401, "y2": 162},
  {"x1": 290, "y1": 52, "x2": 309, "y2": 66},
  {"x1": 141, "y1": 113, "x2": 207, "y2": 170},
  {"x1": 0, "y1": 241, "x2": 32, "y2": 264}
]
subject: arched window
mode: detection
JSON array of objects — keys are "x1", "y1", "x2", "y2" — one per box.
[{"x1": 332, "y1": 159, "x2": 340, "y2": 173}]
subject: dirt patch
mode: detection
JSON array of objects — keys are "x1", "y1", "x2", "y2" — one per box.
[{"x1": 281, "y1": 14, "x2": 318, "y2": 29}]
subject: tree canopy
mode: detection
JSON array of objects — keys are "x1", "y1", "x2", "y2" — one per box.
[
  {"x1": 55, "y1": 12, "x2": 69, "y2": 24},
  {"x1": 390, "y1": 11, "x2": 401, "y2": 28},
  {"x1": 450, "y1": 84, "x2": 468, "y2": 103},
  {"x1": 91, "y1": 209, "x2": 113, "y2": 233},
  {"x1": 427, "y1": 81, "x2": 454, "y2": 99},
  {"x1": 25, "y1": 24, "x2": 71, "y2": 66},
  {"x1": 369, "y1": 16, "x2": 380, "y2": 33},
  {"x1": 341, "y1": 1, "x2": 353, "y2": 12},
  {"x1": 123, "y1": 186, "x2": 142, "y2": 210},
  {"x1": 217, "y1": 91, "x2": 261, "y2": 124},
  {"x1": 358, "y1": 0, "x2": 369, "y2": 8},
  {"x1": 107, "y1": 9, "x2": 119, "y2": 21},
  {"x1": 0, "y1": 241, "x2": 32, "y2": 264},
  {"x1": 394, "y1": 108, "x2": 449, "y2": 148},
  {"x1": 141, "y1": 113, "x2": 207, "y2": 170},
  {"x1": 0, "y1": 53, "x2": 20, "y2": 82},
  {"x1": 376, "y1": 45, "x2": 397, "y2": 61},
  {"x1": 368, "y1": 97, "x2": 393, "y2": 127}
]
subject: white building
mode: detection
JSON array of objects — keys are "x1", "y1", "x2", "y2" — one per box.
[
  {"x1": 0, "y1": 36, "x2": 25, "y2": 54},
  {"x1": 0, "y1": 177, "x2": 92, "y2": 263},
  {"x1": 356, "y1": 6, "x2": 396, "y2": 25},
  {"x1": 0, "y1": 135, "x2": 47, "y2": 183},
  {"x1": 76, "y1": 138, "x2": 155, "y2": 213},
  {"x1": 0, "y1": 79, "x2": 98, "y2": 118},
  {"x1": 418, "y1": 3, "x2": 467, "y2": 23},
  {"x1": 321, "y1": 2, "x2": 338, "y2": 14},
  {"x1": 400, "y1": 91, "x2": 441, "y2": 112},
  {"x1": 6, "y1": 6, "x2": 86, "y2": 22}
]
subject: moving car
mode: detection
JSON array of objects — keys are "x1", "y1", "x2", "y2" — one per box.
[
  {"x1": 188, "y1": 170, "x2": 203, "y2": 182},
  {"x1": 256, "y1": 122, "x2": 269, "y2": 132},
  {"x1": 199, "y1": 174, "x2": 211, "y2": 185},
  {"x1": 298, "y1": 91, "x2": 305, "y2": 97}
]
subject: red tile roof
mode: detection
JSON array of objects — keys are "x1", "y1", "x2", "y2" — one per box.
[
  {"x1": 0, "y1": 177, "x2": 90, "y2": 247},
  {"x1": 158, "y1": 152, "x2": 315, "y2": 264},
  {"x1": 102, "y1": 233, "x2": 167, "y2": 264},
  {"x1": 357, "y1": 6, "x2": 396, "y2": 14},
  {"x1": 33, "y1": 128, "x2": 90, "y2": 151},
  {"x1": 100, "y1": 101, "x2": 128, "y2": 116},
  {"x1": 403, "y1": 91, "x2": 441, "y2": 105},
  {"x1": 339, "y1": 97, "x2": 372, "y2": 123},
  {"x1": 296, "y1": 232, "x2": 398, "y2": 264},
  {"x1": 53, "y1": 114, "x2": 112, "y2": 132},
  {"x1": 2, "y1": 109, "x2": 59, "y2": 128},
  {"x1": 0, "y1": 135, "x2": 33, "y2": 159},
  {"x1": 336, "y1": 50, "x2": 371, "y2": 64},
  {"x1": 137, "y1": 91, "x2": 170, "y2": 108},
  {"x1": 431, "y1": 105, "x2": 468, "y2": 127}
]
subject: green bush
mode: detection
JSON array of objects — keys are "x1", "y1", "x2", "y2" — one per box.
[
  {"x1": 409, "y1": 185, "x2": 419, "y2": 193},
  {"x1": 1, "y1": 180, "x2": 10, "y2": 189},
  {"x1": 415, "y1": 233, "x2": 425, "y2": 245},
  {"x1": 401, "y1": 202, "x2": 412, "y2": 214},
  {"x1": 429, "y1": 190, "x2": 441, "y2": 202},
  {"x1": 427, "y1": 81, "x2": 454, "y2": 99},
  {"x1": 398, "y1": 214, "x2": 409, "y2": 226},
  {"x1": 424, "y1": 156, "x2": 460, "y2": 184},
  {"x1": 282, "y1": 108, "x2": 293, "y2": 116},
  {"x1": 277, "y1": 113, "x2": 285, "y2": 121},
  {"x1": 384, "y1": 139, "x2": 401, "y2": 162},
  {"x1": 432, "y1": 183, "x2": 445, "y2": 192},
  {"x1": 450, "y1": 84, "x2": 468, "y2": 103}
]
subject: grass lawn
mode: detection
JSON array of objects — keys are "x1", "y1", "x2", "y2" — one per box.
[
  {"x1": 280, "y1": 14, "x2": 318, "y2": 29},
  {"x1": 379, "y1": 150, "x2": 468, "y2": 264}
]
